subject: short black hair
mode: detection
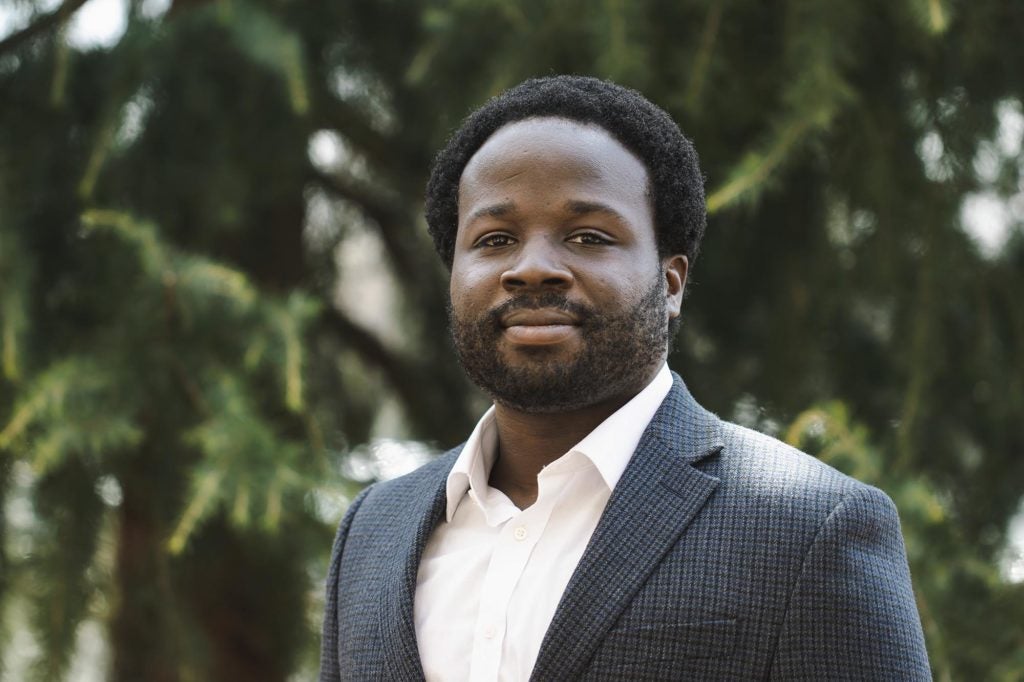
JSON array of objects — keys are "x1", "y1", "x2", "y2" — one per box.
[{"x1": 424, "y1": 75, "x2": 707, "y2": 270}]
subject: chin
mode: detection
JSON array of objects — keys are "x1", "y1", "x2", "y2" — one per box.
[{"x1": 472, "y1": 363, "x2": 625, "y2": 414}]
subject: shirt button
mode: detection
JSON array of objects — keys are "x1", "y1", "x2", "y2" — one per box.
[
  {"x1": 482, "y1": 625, "x2": 496, "y2": 639},
  {"x1": 513, "y1": 526, "x2": 528, "y2": 541}
]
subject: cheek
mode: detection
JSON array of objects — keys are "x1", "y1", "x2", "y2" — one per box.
[
  {"x1": 449, "y1": 264, "x2": 489, "y2": 314},
  {"x1": 448, "y1": 289, "x2": 470, "y2": 318},
  {"x1": 588, "y1": 268, "x2": 648, "y2": 302}
]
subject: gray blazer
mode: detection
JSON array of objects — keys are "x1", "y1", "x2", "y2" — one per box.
[{"x1": 320, "y1": 374, "x2": 931, "y2": 680}]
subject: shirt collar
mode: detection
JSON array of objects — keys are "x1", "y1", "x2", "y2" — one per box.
[
  {"x1": 445, "y1": 404, "x2": 498, "y2": 522},
  {"x1": 443, "y1": 363, "x2": 674, "y2": 523},
  {"x1": 569, "y1": 363, "x2": 672, "y2": 490}
]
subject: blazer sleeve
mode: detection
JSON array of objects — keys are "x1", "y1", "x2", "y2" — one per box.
[
  {"x1": 769, "y1": 485, "x2": 932, "y2": 680},
  {"x1": 319, "y1": 485, "x2": 374, "y2": 682}
]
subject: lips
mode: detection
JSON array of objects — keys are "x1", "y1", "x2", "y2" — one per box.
[
  {"x1": 500, "y1": 308, "x2": 580, "y2": 345},
  {"x1": 501, "y1": 309, "x2": 579, "y2": 327}
]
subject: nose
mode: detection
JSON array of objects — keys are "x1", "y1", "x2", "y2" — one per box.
[{"x1": 500, "y1": 238, "x2": 574, "y2": 292}]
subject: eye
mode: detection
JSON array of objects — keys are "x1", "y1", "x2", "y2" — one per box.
[
  {"x1": 474, "y1": 233, "x2": 516, "y2": 248},
  {"x1": 566, "y1": 231, "x2": 612, "y2": 245}
]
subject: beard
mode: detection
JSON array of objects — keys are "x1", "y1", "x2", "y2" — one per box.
[{"x1": 449, "y1": 275, "x2": 669, "y2": 413}]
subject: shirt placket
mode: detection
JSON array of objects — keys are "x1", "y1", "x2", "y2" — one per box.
[{"x1": 467, "y1": 482, "x2": 563, "y2": 681}]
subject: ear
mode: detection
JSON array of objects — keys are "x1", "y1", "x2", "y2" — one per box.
[{"x1": 662, "y1": 255, "x2": 688, "y2": 319}]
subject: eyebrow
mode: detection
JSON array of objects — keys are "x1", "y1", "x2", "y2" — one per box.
[
  {"x1": 468, "y1": 201, "x2": 515, "y2": 222},
  {"x1": 565, "y1": 200, "x2": 627, "y2": 222},
  {"x1": 467, "y1": 199, "x2": 627, "y2": 223}
]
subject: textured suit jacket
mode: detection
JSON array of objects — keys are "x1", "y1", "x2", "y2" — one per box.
[{"x1": 320, "y1": 374, "x2": 931, "y2": 680}]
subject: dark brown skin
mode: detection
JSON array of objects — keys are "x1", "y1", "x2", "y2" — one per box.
[{"x1": 451, "y1": 117, "x2": 688, "y2": 509}]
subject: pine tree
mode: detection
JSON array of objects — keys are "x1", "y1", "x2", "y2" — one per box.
[{"x1": 1, "y1": 0, "x2": 1022, "y2": 678}]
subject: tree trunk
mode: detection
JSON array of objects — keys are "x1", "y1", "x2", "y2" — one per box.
[{"x1": 110, "y1": 454, "x2": 180, "y2": 682}]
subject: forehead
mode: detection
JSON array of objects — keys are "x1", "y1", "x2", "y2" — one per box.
[{"x1": 458, "y1": 117, "x2": 649, "y2": 203}]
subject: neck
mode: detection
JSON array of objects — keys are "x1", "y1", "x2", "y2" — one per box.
[{"x1": 487, "y1": 366, "x2": 662, "y2": 508}]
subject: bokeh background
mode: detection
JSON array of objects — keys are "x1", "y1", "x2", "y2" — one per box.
[{"x1": 1, "y1": 0, "x2": 1023, "y2": 679}]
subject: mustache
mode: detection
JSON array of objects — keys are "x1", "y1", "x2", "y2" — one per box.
[{"x1": 488, "y1": 294, "x2": 594, "y2": 327}]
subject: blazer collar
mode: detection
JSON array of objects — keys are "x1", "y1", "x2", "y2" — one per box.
[
  {"x1": 377, "y1": 448, "x2": 459, "y2": 682},
  {"x1": 530, "y1": 372, "x2": 724, "y2": 680}
]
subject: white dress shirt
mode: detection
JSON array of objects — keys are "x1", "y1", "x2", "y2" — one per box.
[{"x1": 414, "y1": 364, "x2": 673, "y2": 681}]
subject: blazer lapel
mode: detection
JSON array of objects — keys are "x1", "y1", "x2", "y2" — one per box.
[
  {"x1": 378, "y1": 450, "x2": 457, "y2": 682},
  {"x1": 530, "y1": 375, "x2": 724, "y2": 681}
]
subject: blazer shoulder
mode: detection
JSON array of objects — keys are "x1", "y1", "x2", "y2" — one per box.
[
  {"x1": 350, "y1": 444, "x2": 461, "y2": 517},
  {"x1": 712, "y1": 420, "x2": 885, "y2": 517}
]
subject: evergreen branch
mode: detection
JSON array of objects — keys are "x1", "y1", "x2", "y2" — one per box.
[
  {"x1": 404, "y1": 39, "x2": 442, "y2": 86},
  {"x1": 319, "y1": 306, "x2": 413, "y2": 381},
  {"x1": 49, "y1": 23, "x2": 70, "y2": 106},
  {"x1": 684, "y1": 0, "x2": 725, "y2": 112},
  {"x1": 268, "y1": 294, "x2": 320, "y2": 413},
  {"x1": 0, "y1": 0, "x2": 89, "y2": 56},
  {"x1": 263, "y1": 478, "x2": 282, "y2": 530},
  {"x1": 231, "y1": 482, "x2": 250, "y2": 525},
  {"x1": 897, "y1": 238, "x2": 936, "y2": 467},
  {"x1": 81, "y1": 210, "x2": 171, "y2": 276},
  {"x1": 310, "y1": 168, "x2": 421, "y2": 278},
  {"x1": 31, "y1": 426, "x2": 77, "y2": 474},
  {"x1": 310, "y1": 169, "x2": 406, "y2": 236},
  {"x1": 319, "y1": 306, "x2": 427, "y2": 420},
  {"x1": 312, "y1": 97, "x2": 394, "y2": 165},
  {"x1": 709, "y1": 0, "x2": 858, "y2": 213},
  {"x1": 0, "y1": 359, "x2": 102, "y2": 449},
  {"x1": 77, "y1": 111, "x2": 120, "y2": 200},
  {"x1": 84, "y1": 210, "x2": 259, "y2": 312},
  {"x1": 310, "y1": 169, "x2": 451, "y2": 327},
  {"x1": 284, "y1": 332, "x2": 302, "y2": 411},
  {"x1": 0, "y1": 235, "x2": 30, "y2": 382},
  {"x1": 927, "y1": 0, "x2": 949, "y2": 34},
  {"x1": 168, "y1": 374, "x2": 319, "y2": 549},
  {"x1": 167, "y1": 468, "x2": 223, "y2": 554},
  {"x1": 170, "y1": 356, "x2": 209, "y2": 417},
  {"x1": 707, "y1": 117, "x2": 812, "y2": 212},
  {"x1": 1, "y1": 310, "x2": 19, "y2": 381},
  {"x1": 218, "y1": 3, "x2": 309, "y2": 114},
  {"x1": 281, "y1": 37, "x2": 308, "y2": 114},
  {"x1": 783, "y1": 406, "x2": 828, "y2": 448},
  {"x1": 177, "y1": 258, "x2": 257, "y2": 310},
  {"x1": 0, "y1": 356, "x2": 141, "y2": 473}
]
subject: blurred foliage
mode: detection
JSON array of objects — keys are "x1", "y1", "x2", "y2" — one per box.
[{"x1": 0, "y1": 0, "x2": 1022, "y2": 679}]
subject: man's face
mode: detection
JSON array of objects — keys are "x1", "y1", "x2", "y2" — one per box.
[{"x1": 449, "y1": 117, "x2": 687, "y2": 413}]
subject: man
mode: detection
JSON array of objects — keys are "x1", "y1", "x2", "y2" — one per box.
[{"x1": 320, "y1": 75, "x2": 930, "y2": 681}]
